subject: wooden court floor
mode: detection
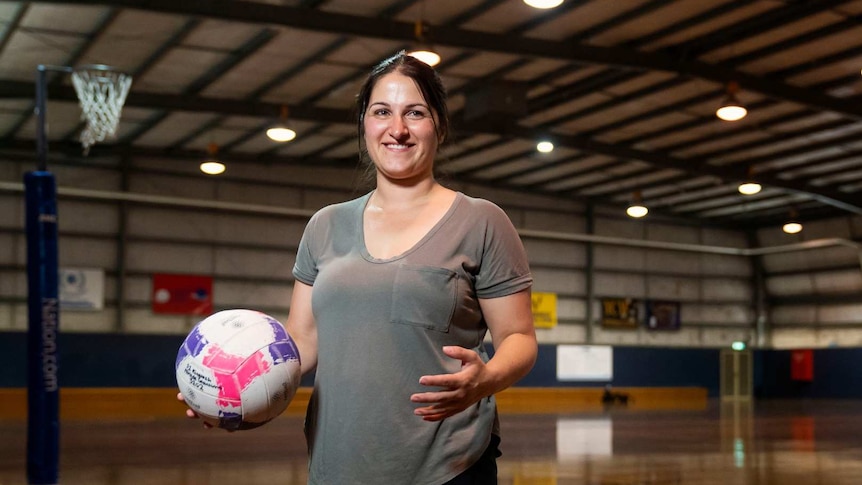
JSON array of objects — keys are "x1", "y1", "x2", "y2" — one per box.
[{"x1": 2, "y1": 399, "x2": 862, "y2": 484}]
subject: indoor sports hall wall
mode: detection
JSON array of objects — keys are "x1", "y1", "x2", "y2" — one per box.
[
  {"x1": 2, "y1": 153, "x2": 753, "y2": 347},
  {"x1": 2, "y1": 151, "x2": 862, "y2": 353},
  {"x1": 755, "y1": 216, "x2": 862, "y2": 348},
  {"x1": 1, "y1": 331, "x2": 858, "y2": 399}
]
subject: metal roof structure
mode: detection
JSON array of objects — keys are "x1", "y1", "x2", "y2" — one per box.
[{"x1": 1, "y1": 0, "x2": 861, "y2": 229}]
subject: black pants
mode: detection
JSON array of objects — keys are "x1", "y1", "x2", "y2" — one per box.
[{"x1": 443, "y1": 434, "x2": 501, "y2": 485}]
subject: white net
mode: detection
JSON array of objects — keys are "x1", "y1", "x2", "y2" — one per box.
[{"x1": 71, "y1": 67, "x2": 132, "y2": 153}]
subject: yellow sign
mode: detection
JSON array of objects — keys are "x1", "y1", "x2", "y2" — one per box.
[
  {"x1": 601, "y1": 298, "x2": 639, "y2": 329},
  {"x1": 531, "y1": 292, "x2": 557, "y2": 328}
]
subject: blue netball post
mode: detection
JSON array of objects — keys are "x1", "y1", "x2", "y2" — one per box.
[
  {"x1": 25, "y1": 64, "x2": 60, "y2": 485},
  {"x1": 23, "y1": 62, "x2": 131, "y2": 485},
  {"x1": 25, "y1": 171, "x2": 60, "y2": 485}
]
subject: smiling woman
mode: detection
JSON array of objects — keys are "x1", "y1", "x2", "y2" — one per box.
[
  {"x1": 361, "y1": 72, "x2": 440, "y2": 186},
  {"x1": 178, "y1": 51, "x2": 539, "y2": 485},
  {"x1": 356, "y1": 52, "x2": 449, "y2": 178}
]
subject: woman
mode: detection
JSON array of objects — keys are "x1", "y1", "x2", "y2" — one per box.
[
  {"x1": 291, "y1": 51, "x2": 536, "y2": 485},
  {"x1": 185, "y1": 52, "x2": 537, "y2": 484}
]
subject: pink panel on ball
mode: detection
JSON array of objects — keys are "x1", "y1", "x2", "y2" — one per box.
[
  {"x1": 235, "y1": 351, "x2": 271, "y2": 391},
  {"x1": 209, "y1": 349, "x2": 272, "y2": 405},
  {"x1": 202, "y1": 344, "x2": 244, "y2": 372}
]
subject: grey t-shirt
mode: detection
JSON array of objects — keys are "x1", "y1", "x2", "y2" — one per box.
[{"x1": 293, "y1": 191, "x2": 532, "y2": 485}]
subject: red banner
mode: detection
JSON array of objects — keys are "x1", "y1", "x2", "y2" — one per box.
[
  {"x1": 151, "y1": 273, "x2": 213, "y2": 315},
  {"x1": 790, "y1": 349, "x2": 814, "y2": 382}
]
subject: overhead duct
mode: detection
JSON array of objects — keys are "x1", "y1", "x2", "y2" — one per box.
[{"x1": 2, "y1": 181, "x2": 859, "y2": 259}]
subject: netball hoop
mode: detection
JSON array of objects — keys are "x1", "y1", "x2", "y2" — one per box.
[
  {"x1": 26, "y1": 63, "x2": 131, "y2": 485},
  {"x1": 70, "y1": 65, "x2": 132, "y2": 154}
]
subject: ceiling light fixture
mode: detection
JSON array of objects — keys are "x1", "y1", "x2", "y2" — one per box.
[
  {"x1": 536, "y1": 141, "x2": 554, "y2": 153},
  {"x1": 266, "y1": 126, "x2": 296, "y2": 142},
  {"x1": 200, "y1": 142, "x2": 225, "y2": 175},
  {"x1": 407, "y1": 5, "x2": 441, "y2": 67},
  {"x1": 267, "y1": 105, "x2": 296, "y2": 142},
  {"x1": 626, "y1": 191, "x2": 648, "y2": 218},
  {"x1": 738, "y1": 167, "x2": 761, "y2": 195},
  {"x1": 524, "y1": 0, "x2": 564, "y2": 8},
  {"x1": 783, "y1": 209, "x2": 802, "y2": 234},
  {"x1": 783, "y1": 221, "x2": 802, "y2": 234},
  {"x1": 716, "y1": 81, "x2": 747, "y2": 121},
  {"x1": 408, "y1": 47, "x2": 441, "y2": 67},
  {"x1": 738, "y1": 182, "x2": 761, "y2": 195}
]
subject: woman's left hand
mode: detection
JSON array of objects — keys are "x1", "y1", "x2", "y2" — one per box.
[
  {"x1": 410, "y1": 346, "x2": 490, "y2": 422},
  {"x1": 411, "y1": 289, "x2": 538, "y2": 422}
]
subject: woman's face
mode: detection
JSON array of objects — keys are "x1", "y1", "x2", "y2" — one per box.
[{"x1": 363, "y1": 71, "x2": 439, "y2": 184}]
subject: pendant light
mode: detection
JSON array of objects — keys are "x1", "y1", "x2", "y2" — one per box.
[
  {"x1": 407, "y1": 2, "x2": 440, "y2": 66},
  {"x1": 716, "y1": 81, "x2": 747, "y2": 122},
  {"x1": 626, "y1": 191, "x2": 648, "y2": 218},
  {"x1": 200, "y1": 142, "x2": 225, "y2": 175},
  {"x1": 266, "y1": 105, "x2": 296, "y2": 142},
  {"x1": 524, "y1": 0, "x2": 564, "y2": 8}
]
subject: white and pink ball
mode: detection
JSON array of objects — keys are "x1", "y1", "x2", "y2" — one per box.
[{"x1": 176, "y1": 309, "x2": 301, "y2": 430}]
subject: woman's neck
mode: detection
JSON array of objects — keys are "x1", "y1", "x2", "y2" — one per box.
[{"x1": 370, "y1": 177, "x2": 442, "y2": 212}]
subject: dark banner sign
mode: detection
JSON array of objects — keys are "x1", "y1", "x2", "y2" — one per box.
[{"x1": 646, "y1": 300, "x2": 681, "y2": 330}]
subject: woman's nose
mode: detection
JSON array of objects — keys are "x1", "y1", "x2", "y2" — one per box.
[{"x1": 389, "y1": 116, "x2": 408, "y2": 139}]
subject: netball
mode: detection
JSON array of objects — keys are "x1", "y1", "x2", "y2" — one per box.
[{"x1": 175, "y1": 309, "x2": 301, "y2": 430}]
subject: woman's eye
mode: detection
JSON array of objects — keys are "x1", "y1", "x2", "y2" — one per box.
[
  {"x1": 406, "y1": 110, "x2": 427, "y2": 119},
  {"x1": 372, "y1": 108, "x2": 390, "y2": 117}
]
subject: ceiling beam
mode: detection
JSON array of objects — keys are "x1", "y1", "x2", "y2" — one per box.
[
  {"x1": 120, "y1": 26, "x2": 279, "y2": 142},
  {"x1": 21, "y1": 0, "x2": 862, "y2": 120},
  {"x1": 0, "y1": 79, "x2": 353, "y2": 124},
  {"x1": 4, "y1": 76, "x2": 862, "y2": 215},
  {"x1": 478, "y1": 123, "x2": 862, "y2": 217},
  {"x1": 0, "y1": 138, "x2": 357, "y2": 168}
]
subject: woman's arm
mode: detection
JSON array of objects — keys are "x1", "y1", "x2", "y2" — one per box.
[
  {"x1": 480, "y1": 287, "x2": 538, "y2": 391},
  {"x1": 410, "y1": 288, "x2": 537, "y2": 421},
  {"x1": 285, "y1": 280, "x2": 318, "y2": 376}
]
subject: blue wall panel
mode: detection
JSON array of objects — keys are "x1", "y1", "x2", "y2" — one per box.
[
  {"x1": 757, "y1": 348, "x2": 862, "y2": 399},
  {"x1": 3, "y1": 332, "x2": 859, "y2": 399},
  {"x1": 0, "y1": 332, "x2": 183, "y2": 387},
  {"x1": 513, "y1": 345, "x2": 721, "y2": 396},
  {"x1": 612, "y1": 347, "x2": 721, "y2": 395}
]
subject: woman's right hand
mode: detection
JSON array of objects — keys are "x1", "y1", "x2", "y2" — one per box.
[{"x1": 177, "y1": 391, "x2": 213, "y2": 428}]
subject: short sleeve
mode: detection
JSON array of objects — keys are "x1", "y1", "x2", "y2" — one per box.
[
  {"x1": 292, "y1": 213, "x2": 319, "y2": 285},
  {"x1": 474, "y1": 202, "x2": 532, "y2": 299}
]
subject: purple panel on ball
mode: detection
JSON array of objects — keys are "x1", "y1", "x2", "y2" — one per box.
[
  {"x1": 176, "y1": 324, "x2": 210, "y2": 369},
  {"x1": 267, "y1": 317, "x2": 288, "y2": 340},
  {"x1": 269, "y1": 340, "x2": 300, "y2": 364},
  {"x1": 218, "y1": 411, "x2": 244, "y2": 431},
  {"x1": 175, "y1": 348, "x2": 187, "y2": 369},
  {"x1": 186, "y1": 325, "x2": 209, "y2": 356}
]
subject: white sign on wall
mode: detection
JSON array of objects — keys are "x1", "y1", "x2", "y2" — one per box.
[
  {"x1": 59, "y1": 268, "x2": 104, "y2": 311},
  {"x1": 556, "y1": 345, "x2": 613, "y2": 381},
  {"x1": 556, "y1": 418, "x2": 613, "y2": 458}
]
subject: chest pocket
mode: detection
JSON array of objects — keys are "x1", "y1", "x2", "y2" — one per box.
[{"x1": 390, "y1": 264, "x2": 458, "y2": 332}]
